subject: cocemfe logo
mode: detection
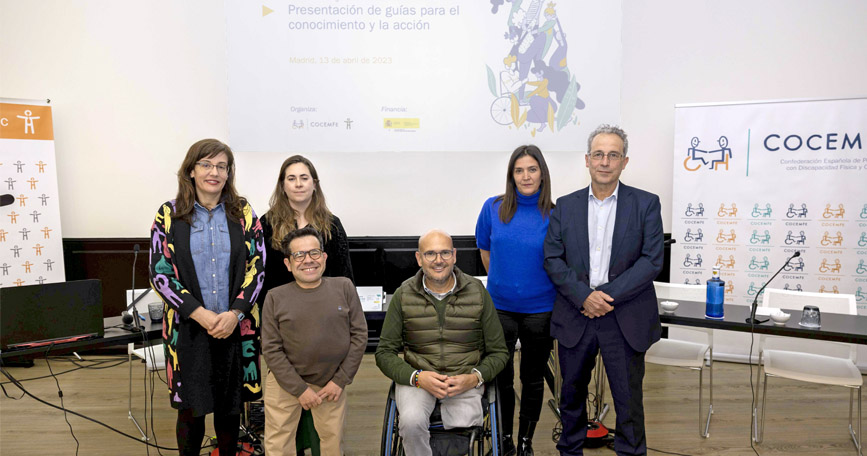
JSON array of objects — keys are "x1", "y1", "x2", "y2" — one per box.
[
  {"x1": 684, "y1": 136, "x2": 732, "y2": 171},
  {"x1": 763, "y1": 132, "x2": 861, "y2": 151}
]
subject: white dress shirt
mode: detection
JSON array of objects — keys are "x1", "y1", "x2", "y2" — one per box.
[{"x1": 588, "y1": 183, "x2": 619, "y2": 288}]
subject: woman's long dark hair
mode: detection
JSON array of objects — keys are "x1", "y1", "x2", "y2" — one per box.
[
  {"x1": 495, "y1": 145, "x2": 554, "y2": 223},
  {"x1": 173, "y1": 139, "x2": 245, "y2": 223},
  {"x1": 265, "y1": 155, "x2": 334, "y2": 250}
]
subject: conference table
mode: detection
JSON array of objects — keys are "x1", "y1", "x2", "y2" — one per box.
[
  {"x1": 658, "y1": 299, "x2": 867, "y2": 345},
  {"x1": 0, "y1": 316, "x2": 162, "y2": 360}
]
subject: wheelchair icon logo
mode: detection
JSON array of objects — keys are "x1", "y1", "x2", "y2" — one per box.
[
  {"x1": 684, "y1": 202, "x2": 705, "y2": 217},
  {"x1": 858, "y1": 232, "x2": 867, "y2": 247},
  {"x1": 856, "y1": 287, "x2": 866, "y2": 302},
  {"x1": 783, "y1": 283, "x2": 803, "y2": 292},
  {"x1": 750, "y1": 203, "x2": 772, "y2": 218},
  {"x1": 683, "y1": 278, "x2": 701, "y2": 285},
  {"x1": 746, "y1": 281, "x2": 766, "y2": 296},
  {"x1": 784, "y1": 230, "x2": 806, "y2": 245},
  {"x1": 684, "y1": 136, "x2": 733, "y2": 171},
  {"x1": 818, "y1": 285, "x2": 839, "y2": 294},
  {"x1": 682, "y1": 254, "x2": 703, "y2": 268},
  {"x1": 725, "y1": 281, "x2": 733, "y2": 294},
  {"x1": 820, "y1": 231, "x2": 843, "y2": 247},
  {"x1": 716, "y1": 229, "x2": 737, "y2": 244},
  {"x1": 748, "y1": 256, "x2": 769, "y2": 271},
  {"x1": 783, "y1": 256, "x2": 804, "y2": 272},
  {"x1": 857, "y1": 260, "x2": 867, "y2": 275},
  {"x1": 717, "y1": 203, "x2": 737, "y2": 217},
  {"x1": 683, "y1": 228, "x2": 704, "y2": 243},
  {"x1": 785, "y1": 203, "x2": 808, "y2": 218},
  {"x1": 749, "y1": 230, "x2": 770, "y2": 245},
  {"x1": 818, "y1": 258, "x2": 842, "y2": 274},
  {"x1": 715, "y1": 255, "x2": 735, "y2": 269},
  {"x1": 860, "y1": 204, "x2": 867, "y2": 219},
  {"x1": 822, "y1": 203, "x2": 845, "y2": 219}
]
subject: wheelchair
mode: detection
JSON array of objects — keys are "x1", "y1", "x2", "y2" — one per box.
[{"x1": 380, "y1": 380, "x2": 503, "y2": 456}]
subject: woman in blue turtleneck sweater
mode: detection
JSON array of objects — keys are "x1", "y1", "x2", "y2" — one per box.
[{"x1": 475, "y1": 145, "x2": 555, "y2": 456}]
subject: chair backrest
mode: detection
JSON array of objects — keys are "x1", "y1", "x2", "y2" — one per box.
[
  {"x1": 760, "y1": 288, "x2": 857, "y2": 361},
  {"x1": 653, "y1": 282, "x2": 712, "y2": 345}
]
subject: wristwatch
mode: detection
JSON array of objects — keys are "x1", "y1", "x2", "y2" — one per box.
[
  {"x1": 232, "y1": 309, "x2": 244, "y2": 322},
  {"x1": 472, "y1": 368, "x2": 484, "y2": 388}
]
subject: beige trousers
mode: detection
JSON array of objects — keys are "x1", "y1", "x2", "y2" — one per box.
[{"x1": 264, "y1": 371, "x2": 346, "y2": 456}]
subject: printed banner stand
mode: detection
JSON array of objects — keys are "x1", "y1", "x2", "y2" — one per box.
[
  {"x1": 0, "y1": 98, "x2": 66, "y2": 287},
  {"x1": 670, "y1": 97, "x2": 867, "y2": 369}
]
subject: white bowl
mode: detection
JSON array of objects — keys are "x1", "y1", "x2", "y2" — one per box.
[
  {"x1": 660, "y1": 301, "x2": 679, "y2": 313},
  {"x1": 770, "y1": 311, "x2": 791, "y2": 325}
]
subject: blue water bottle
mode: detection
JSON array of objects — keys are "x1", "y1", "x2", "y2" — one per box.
[{"x1": 705, "y1": 267, "x2": 725, "y2": 319}]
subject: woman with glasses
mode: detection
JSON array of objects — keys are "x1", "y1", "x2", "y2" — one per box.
[
  {"x1": 475, "y1": 145, "x2": 556, "y2": 456},
  {"x1": 259, "y1": 156, "x2": 354, "y2": 306},
  {"x1": 148, "y1": 139, "x2": 265, "y2": 456}
]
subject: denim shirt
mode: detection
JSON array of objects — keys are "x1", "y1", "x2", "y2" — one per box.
[{"x1": 191, "y1": 201, "x2": 231, "y2": 313}]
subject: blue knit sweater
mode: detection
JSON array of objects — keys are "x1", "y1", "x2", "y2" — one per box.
[{"x1": 475, "y1": 190, "x2": 556, "y2": 313}]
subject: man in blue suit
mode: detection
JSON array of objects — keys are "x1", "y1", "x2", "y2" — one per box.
[{"x1": 544, "y1": 124, "x2": 664, "y2": 455}]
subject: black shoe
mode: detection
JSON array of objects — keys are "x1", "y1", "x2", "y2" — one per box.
[
  {"x1": 501, "y1": 434, "x2": 516, "y2": 456},
  {"x1": 516, "y1": 420, "x2": 537, "y2": 456}
]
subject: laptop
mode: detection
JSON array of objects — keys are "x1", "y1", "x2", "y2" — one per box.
[{"x1": 0, "y1": 279, "x2": 104, "y2": 352}]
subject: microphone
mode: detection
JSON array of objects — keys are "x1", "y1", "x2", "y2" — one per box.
[
  {"x1": 746, "y1": 251, "x2": 801, "y2": 324},
  {"x1": 121, "y1": 244, "x2": 145, "y2": 331},
  {"x1": 0, "y1": 194, "x2": 14, "y2": 207}
]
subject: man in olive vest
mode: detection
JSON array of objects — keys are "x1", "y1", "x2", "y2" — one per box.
[{"x1": 376, "y1": 229, "x2": 508, "y2": 456}]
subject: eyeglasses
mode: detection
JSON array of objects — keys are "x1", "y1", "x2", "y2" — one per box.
[
  {"x1": 290, "y1": 249, "x2": 322, "y2": 262},
  {"x1": 195, "y1": 162, "x2": 231, "y2": 175},
  {"x1": 421, "y1": 250, "x2": 454, "y2": 262},
  {"x1": 588, "y1": 152, "x2": 624, "y2": 162}
]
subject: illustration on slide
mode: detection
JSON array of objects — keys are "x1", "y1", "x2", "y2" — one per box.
[
  {"x1": 683, "y1": 278, "x2": 701, "y2": 285},
  {"x1": 683, "y1": 228, "x2": 703, "y2": 243},
  {"x1": 856, "y1": 287, "x2": 866, "y2": 302},
  {"x1": 858, "y1": 232, "x2": 867, "y2": 247},
  {"x1": 684, "y1": 202, "x2": 705, "y2": 217},
  {"x1": 750, "y1": 203, "x2": 772, "y2": 218},
  {"x1": 860, "y1": 204, "x2": 867, "y2": 219},
  {"x1": 786, "y1": 203, "x2": 808, "y2": 218},
  {"x1": 486, "y1": 1, "x2": 585, "y2": 135},
  {"x1": 725, "y1": 281, "x2": 734, "y2": 294},
  {"x1": 822, "y1": 203, "x2": 845, "y2": 219},
  {"x1": 746, "y1": 281, "x2": 766, "y2": 296},
  {"x1": 684, "y1": 136, "x2": 733, "y2": 171},
  {"x1": 857, "y1": 260, "x2": 867, "y2": 275}
]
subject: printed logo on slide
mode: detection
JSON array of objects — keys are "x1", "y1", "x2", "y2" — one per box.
[
  {"x1": 684, "y1": 136, "x2": 732, "y2": 171},
  {"x1": 684, "y1": 202, "x2": 705, "y2": 217},
  {"x1": 785, "y1": 202, "x2": 808, "y2": 218},
  {"x1": 717, "y1": 203, "x2": 737, "y2": 218},
  {"x1": 485, "y1": 2, "x2": 585, "y2": 136},
  {"x1": 750, "y1": 203, "x2": 772, "y2": 218},
  {"x1": 822, "y1": 203, "x2": 845, "y2": 219}
]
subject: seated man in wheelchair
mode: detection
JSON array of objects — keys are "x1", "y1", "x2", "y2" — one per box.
[{"x1": 376, "y1": 230, "x2": 509, "y2": 455}]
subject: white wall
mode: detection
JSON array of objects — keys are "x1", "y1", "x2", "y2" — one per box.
[{"x1": 2, "y1": 0, "x2": 866, "y2": 237}]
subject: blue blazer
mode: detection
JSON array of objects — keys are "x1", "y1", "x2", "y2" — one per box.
[{"x1": 543, "y1": 183, "x2": 664, "y2": 352}]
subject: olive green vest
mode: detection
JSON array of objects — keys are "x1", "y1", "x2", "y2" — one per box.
[{"x1": 400, "y1": 268, "x2": 485, "y2": 376}]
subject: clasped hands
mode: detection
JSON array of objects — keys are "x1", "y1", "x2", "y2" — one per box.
[
  {"x1": 298, "y1": 381, "x2": 343, "y2": 410},
  {"x1": 190, "y1": 307, "x2": 238, "y2": 339},
  {"x1": 417, "y1": 371, "x2": 478, "y2": 399},
  {"x1": 580, "y1": 290, "x2": 614, "y2": 319}
]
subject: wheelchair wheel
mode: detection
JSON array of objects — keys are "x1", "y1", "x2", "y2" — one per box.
[{"x1": 381, "y1": 384, "x2": 404, "y2": 456}]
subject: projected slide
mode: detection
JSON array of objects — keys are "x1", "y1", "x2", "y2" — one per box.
[{"x1": 227, "y1": 1, "x2": 621, "y2": 152}]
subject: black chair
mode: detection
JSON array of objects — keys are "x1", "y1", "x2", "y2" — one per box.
[{"x1": 380, "y1": 381, "x2": 503, "y2": 456}]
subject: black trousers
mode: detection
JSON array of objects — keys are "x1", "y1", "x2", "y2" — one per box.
[
  {"x1": 495, "y1": 309, "x2": 553, "y2": 436},
  {"x1": 176, "y1": 409, "x2": 239, "y2": 456},
  {"x1": 557, "y1": 313, "x2": 647, "y2": 456}
]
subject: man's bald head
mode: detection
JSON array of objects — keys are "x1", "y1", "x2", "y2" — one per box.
[{"x1": 418, "y1": 229, "x2": 453, "y2": 252}]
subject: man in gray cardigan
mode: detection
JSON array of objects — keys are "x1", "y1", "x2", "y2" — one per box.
[{"x1": 262, "y1": 226, "x2": 367, "y2": 456}]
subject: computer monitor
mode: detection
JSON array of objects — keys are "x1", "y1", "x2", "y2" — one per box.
[{"x1": 0, "y1": 279, "x2": 104, "y2": 352}]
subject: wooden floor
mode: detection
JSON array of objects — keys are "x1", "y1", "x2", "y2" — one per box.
[{"x1": 1, "y1": 353, "x2": 863, "y2": 455}]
